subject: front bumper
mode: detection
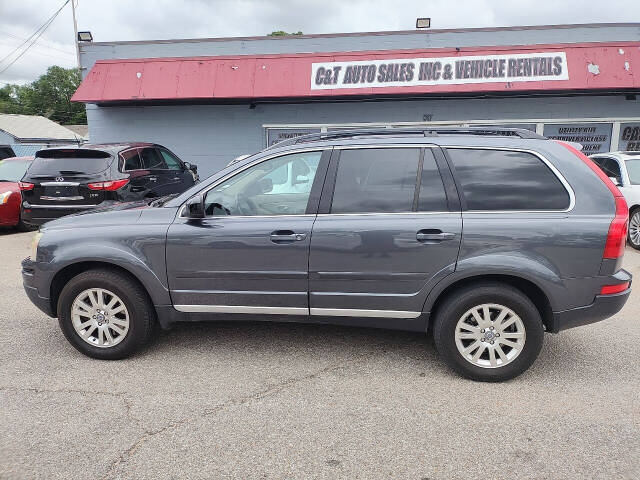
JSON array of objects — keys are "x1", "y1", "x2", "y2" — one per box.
[
  {"x1": 551, "y1": 270, "x2": 632, "y2": 332},
  {"x1": 22, "y1": 257, "x2": 55, "y2": 317}
]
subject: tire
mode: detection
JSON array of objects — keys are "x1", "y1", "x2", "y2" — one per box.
[
  {"x1": 57, "y1": 269, "x2": 156, "y2": 360},
  {"x1": 628, "y1": 208, "x2": 640, "y2": 251},
  {"x1": 433, "y1": 282, "x2": 544, "y2": 382},
  {"x1": 17, "y1": 218, "x2": 37, "y2": 232}
]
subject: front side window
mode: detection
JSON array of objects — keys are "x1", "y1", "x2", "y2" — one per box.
[
  {"x1": 159, "y1": 149, "x2": 183, "y2": 171},
  {"x1": 204, "y1": 151, "x2": 322, "y2": 216},
  {"x1": 331, "y1": 148, "x2": 420, "y2": 214},
  {"x1": 447, "y1": 148, "x2": 570, "y2": 211}
]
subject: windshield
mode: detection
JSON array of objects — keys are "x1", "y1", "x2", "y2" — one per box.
[
  {"x1": 0, "y1": 159, "x2": 30, "y2": 182},
  {"x1": 626, "y1": 159, "x2": 640, "y2": 185}
]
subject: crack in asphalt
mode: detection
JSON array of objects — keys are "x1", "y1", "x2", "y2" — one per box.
[
  {"x1": 0, "y1": 386, "x2": 145, "y2": 428},
  {"x1": 98, "y1": 351, "x2": 377, "y2": 480}
]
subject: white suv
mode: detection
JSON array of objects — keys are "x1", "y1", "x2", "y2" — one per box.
[{"x1": 590, "y1": 152, "x2": 640, "y2": 249}]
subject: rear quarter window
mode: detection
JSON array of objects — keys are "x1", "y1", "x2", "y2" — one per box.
[{"x1": 447, "y1": 148, "x2": 570, "y2": 211}]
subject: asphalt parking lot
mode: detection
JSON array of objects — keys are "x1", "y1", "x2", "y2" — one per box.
[{"x1": 1, "y1": 229, "x2": 639, "y2": 480}]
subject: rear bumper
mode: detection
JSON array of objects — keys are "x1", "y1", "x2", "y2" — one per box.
[
  {"x1": 551, "y1": 270, "x2": 632, "y2": 332},
  {"x1": 0, "y1": 203, "x2": 20, "y2": 226},
  {"x1": 21, "y1": 203, "x2": 95, "y2": 226}
]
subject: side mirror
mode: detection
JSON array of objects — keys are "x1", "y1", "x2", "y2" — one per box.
[
  {"x1": 185, "y1": 195, "x2": 205, "y2": 219},
  {"x1": 609, "y1": 176, "x2": 621, "y2": 186},
  {"x1": 184, "y1": 162, "x2": 198, "y2": 173}
]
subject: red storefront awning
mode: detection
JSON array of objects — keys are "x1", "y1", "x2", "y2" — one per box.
[{"x1": 72, "y1": 42, "x2": 640, "y2": 104}]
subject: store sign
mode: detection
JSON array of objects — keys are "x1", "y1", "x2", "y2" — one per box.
[
  {"x1": 266, "y1": 128, "x2": 320, "y2": 146},
  {"x1": 311, "y1": 52, "x2": 568, "y2": 90},
  {"x1": 619, "y1": 124, "x2": 640, "y2": 151},
  {"x1": 543, "y1": 123, "x2": 612, "y2": 153}
]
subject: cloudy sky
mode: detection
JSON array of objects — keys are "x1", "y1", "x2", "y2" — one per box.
[{"x1": 1, "y1": 0, "x2": 639, "y2": 85}]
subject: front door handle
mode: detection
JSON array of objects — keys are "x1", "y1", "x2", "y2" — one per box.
[
  {"x1": 416, "y1": 230, "x2": 456, "y2": 242},
  {"x1": 270, "y1": 230, "x2": 307, "y2": 243}
]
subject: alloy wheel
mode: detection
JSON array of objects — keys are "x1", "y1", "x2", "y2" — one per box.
[
  {"x1": 629, "y1": 211, "x2": 640, "y2": 248},
  {"x1": 454, "y1": 303, "x2": 526, "y2": 369},
  {"x1": 71, "y1": 288, "x2": 130, "y2": 348}
]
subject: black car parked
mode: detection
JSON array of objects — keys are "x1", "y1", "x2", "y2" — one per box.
[
  {"x1": 0, "y1": 145, "x2": 16, "y2": 160},
  {"x1": 19, "y1": 143, "x2": 198, "y2": 226}
]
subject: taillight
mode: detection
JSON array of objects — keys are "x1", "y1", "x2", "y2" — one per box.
[
  {"x1": 18, "y1": 182, "x2": 34, "y2": 190},
  {"x1": 556, "y1": 141, "x2": 628, "y2": 259},
  {"x1": 87, "y1": 179, "x2": 129, "y2": 191},
  {"x1": 600, "y1": 282, "x2": 630, "y2": 295},
  {"x1": 603, "y1": 196, "x2": 629, "y2": 259}
]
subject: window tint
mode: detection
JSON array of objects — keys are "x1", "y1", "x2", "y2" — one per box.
[
  {"x1": 204, "y1": 151, "x2": 322, "y2": 216},
  {"x1": 331, "y1": 148, "x2": 419, "y2": 214},
  {"x1": 159, "y1": 149, "x2": 182, "y2": 171},
  {"x1": 592, "y1": 157, "x2": 622, "y2": 181},
  {"x1": 418, "y1": 149, "x2": 449, "y2": 211},
  {"x1": 140, "y1": 147, "x2": 167, "y2": 169},
  {"x1": 29, "y1": 151, "x2": 113, "y2": 175},
  {"x1": 120, "y1": 149, "x2": 142, "y2": 171},
  {"x1": 448, "y1": 148, "x2": 569, "y2": 210},
  {"x1": 626, "y1": 159, "x2": 640, "y2": 185}
]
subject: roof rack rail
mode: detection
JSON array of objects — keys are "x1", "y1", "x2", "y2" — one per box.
[{"x1": 267, "y1": 126, "x2": 546, "y2": 149}]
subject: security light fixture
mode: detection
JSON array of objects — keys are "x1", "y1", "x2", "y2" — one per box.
[
  {"x1": 416, "y1": 18, "x2": 431, "y2": 29},
  {"x1": 77, "y1": 31, "x2": 93, "y2": 42}
]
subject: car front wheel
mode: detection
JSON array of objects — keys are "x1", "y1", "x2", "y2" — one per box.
[
  {"x1": 433, "y1": 282, "x2": 544, "y2": 382},
  {"x1": 57, "y1": 269, "x2": 155, "y2": 359}
]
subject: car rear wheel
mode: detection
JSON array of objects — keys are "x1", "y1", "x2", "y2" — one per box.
[
  {"x1": 628, "y1": 209, "x2": 640, "y2": 250},
  {"x1": 433, "y1": 282, "x2": 544, "y2": 382},
  {"x1": 57, "y1": 269, "x2": 155, "y2": 359}
]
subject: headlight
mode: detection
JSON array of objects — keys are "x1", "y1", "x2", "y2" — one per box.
[
  {"x1": 31, "y1": 231, "x2": 43, "y2": 260},
  {"x1": 0, "y1": 191, "x2": 12, "y2": 205}
]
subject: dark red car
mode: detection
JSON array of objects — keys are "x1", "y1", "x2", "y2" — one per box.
[{"x1": 0, "y1": 156, "x2": 33, "y2": 229}]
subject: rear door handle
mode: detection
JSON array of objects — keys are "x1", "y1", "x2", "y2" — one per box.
[
  {"x1": 270, "y1": 230, "x2": 307, "y2": 243},
  {"x1": 416, "y1": 230, "x2": 456, "y2": 242}
]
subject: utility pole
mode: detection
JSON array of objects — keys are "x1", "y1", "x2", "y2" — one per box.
[{"x1": 71, "y1": 0, "x2": 80, "y2": 70}]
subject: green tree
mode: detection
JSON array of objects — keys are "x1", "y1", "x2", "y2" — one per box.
[
  {"x1": 268, "y1": 30, "x2": 303, "y2": 36},
  {"x1": 18, "y1": 66, "x2": 86, "y2": 125},
  {"x1": 0, "y1": 84, "x2": 22, "y2": 114}
]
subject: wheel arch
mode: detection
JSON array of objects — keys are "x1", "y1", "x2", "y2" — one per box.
[
  {"x1": 49, "y1": 261, "x2": 157, "y2": 317},
  {"x1": 426, "y1": 274, "x2": 554, "y2": 333}
]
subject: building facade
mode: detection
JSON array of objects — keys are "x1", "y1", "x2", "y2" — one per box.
[{"x1": 73, "y1": 23, "x2": 640, "y2": 177}]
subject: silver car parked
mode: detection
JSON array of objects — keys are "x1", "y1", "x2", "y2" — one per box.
[{"x1": 23, "y1": 128, "x2": 632, "y2": 381}]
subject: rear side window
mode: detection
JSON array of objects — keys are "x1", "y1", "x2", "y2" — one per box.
[
  {"x1": 418, "y1": 149, "x2": 449, "y2": 211},
  {"x1": 28, "y1": 149, "x2": 113, "y2": 175},
  {"x1": 120, "y1": 149, "x2": 142, "y2": 171},
  {"x1": 331, "y1": 148, "x2": 419, "y2": 214},
  {"x1": 140, "y1": 148, "x2": 167, "y2": 169},
  {"x1": 447, "y1": 148, "x2": 570, "y2": 211}
]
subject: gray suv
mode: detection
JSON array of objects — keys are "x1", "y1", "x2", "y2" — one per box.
[{"x1": 22, "y1": 128, "x2": 632, "y2": 381}]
